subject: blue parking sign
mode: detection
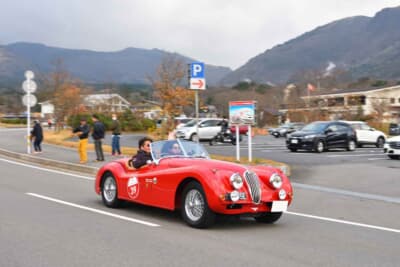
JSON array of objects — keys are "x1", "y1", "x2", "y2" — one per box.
[{"x1": 190, "y1": 62, "x2": 205, "y2": 78}]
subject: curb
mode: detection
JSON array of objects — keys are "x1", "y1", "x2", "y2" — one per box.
[{"x1": 0, "y1": 147, "x2": 98, "y2": 175}]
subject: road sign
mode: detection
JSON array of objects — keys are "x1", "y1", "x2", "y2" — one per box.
[
  {"x1": 190, "y1": 78, "x2": 206, "y2": 90},
  {"x1": 190, "y1": 62, "x2": 205, "y2": 78},
  {"x1": 25, "y1": 70, "x2": 35, "y2": 80},
  {"x1": 22, "y1": 79, "x2": 37, "y2": 93},
  {"x1": 22, "y1": 94, "x2": 37, "y2": 107}
]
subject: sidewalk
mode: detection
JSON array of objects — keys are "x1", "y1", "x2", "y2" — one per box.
[{"x1": 0, "y1": 128, "x2": 128, "y2": 175}]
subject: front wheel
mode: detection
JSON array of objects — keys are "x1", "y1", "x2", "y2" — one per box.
[
  {"x1": 181, "y1": 182, "x2": 216, "y2": 228},
  {"x1": 101, "y1": 173, "x2": 122, "y2": 208},
  {"x1": 388, "y1": 155, "x2": 400, "y2": 160},
  {"x1": 190, "y1": 133, "x2": 199, "y2": 142},
  {"x1": 315, "y1": 140, "x2": 324, "y2": 153},
  {"x1": 254, "y1": 212, "x2": 283, "y2": 223},
  {"x1": 376, "y1": 137, "x2": 385, "y2": 148},
  {"x1": 347, "y1": 140, "x2": 356, "y2": 151},
  {"x1": 289, "y1": 148, "x2": 297, "y2": 152}
]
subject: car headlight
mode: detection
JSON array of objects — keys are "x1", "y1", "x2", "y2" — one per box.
[
  {"x1": 269, "y1": 173, "x2": 283, "y2": 189},
  {"x1": 230, "y1": 173, "x2": 244, "y2": 189},
  {"x1": 304, "y1": 134, "x2": 316, "y2": 139}
]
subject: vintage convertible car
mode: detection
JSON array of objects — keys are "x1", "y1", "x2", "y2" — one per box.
[{"x1": 95, "y1": 139, "x2": 293, "y2": 228}]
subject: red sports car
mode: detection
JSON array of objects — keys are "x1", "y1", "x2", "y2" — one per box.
[{"x1": 95, "y1": 139, "x2": 293, "y2": 228}]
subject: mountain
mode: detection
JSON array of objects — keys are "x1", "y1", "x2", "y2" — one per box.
[
  {"x1": 220, "y1": 6, "x2": 400, "y2": 85},
  {"x1": 0, "y1": 42, "x2": 231, "y2": 86}
]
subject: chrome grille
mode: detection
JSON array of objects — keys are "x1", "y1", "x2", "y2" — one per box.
[
  {"x1": 244, "y1": 170, "x2": 261, "y2": 204},
  {"x1": 389, "y1": 142, "x2": 400, "y2": 149}
]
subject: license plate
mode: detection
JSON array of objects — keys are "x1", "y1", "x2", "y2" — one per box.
[
  {"x1": 271, "y1": 201, "x2": 288, "y2": 212},
  {"x1": 291, "y1": 139, "x2": 298, "y2": 144}
]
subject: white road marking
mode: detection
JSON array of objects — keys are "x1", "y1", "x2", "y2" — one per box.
[
  {"x1": 26, "y1": 193, "x2": 160, "y2": 227},
  {"x1": 326, "y1": 154, "x2": 386, "y2": 157},
  {"x1": 286, "y1": 211, "x2": 400, "y2": 234},
  {"x1": 0, "y1": 157, "x2": 94, "y2": 180}
]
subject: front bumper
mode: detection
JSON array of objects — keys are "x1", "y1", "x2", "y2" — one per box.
[{"x1": 286, "y1": 137, "x2": 315, "y2": 151}]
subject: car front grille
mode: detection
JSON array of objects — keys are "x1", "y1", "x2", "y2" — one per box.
[
  {"x1": 244, "y1": 170, "x2": 261, "y2": 204},
  {"x1": 389, "y1": 142, "x2": 400, "y2": 149}
]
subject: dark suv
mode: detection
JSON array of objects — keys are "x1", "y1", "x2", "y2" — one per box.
[
  {"x1": 389, "y1": 123, "x2": 400, "y2": 136},
  {"x1": 286, "y1": 121, "x2": 357, "y2": 153}
]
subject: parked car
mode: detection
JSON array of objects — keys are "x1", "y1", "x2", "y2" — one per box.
[
  {"x1": 383, "y1": 136, "x2": 400, "y2": 159},
  {"x1": 230, "y1": 124, "x2": 249, "y2": 135},
  {"x1": 342, "y1": 121, "x2": 386, "y2": 148},
  {"x1": 286, "y1": 121, "x2": 357, "y2": 153},
  {"x1": 175, "y1": 117, "x2": 193, "y2": 130},
  {"x1": 269, "y1": 122, "x2": 305, "y2": 138},
  {"x1": 95, "y1": 139, "x2": 293, "y2": 228},
  {"x1": 175, "y1": 118, "x2": 223, "y2": 141},
  {"x1": 389, "y1": 123, "x2": 400, "y2": 136}
]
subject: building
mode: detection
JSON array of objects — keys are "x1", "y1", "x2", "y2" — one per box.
[
  {"x1": 38, "y1": 101, "x2": 55, "y2": 119},
  {"x1": 84, "y1": 94, "x2": 131, "y2": 113},
  {"x1": 280, "y1": 85, "x2": 400, "y2": 122}
]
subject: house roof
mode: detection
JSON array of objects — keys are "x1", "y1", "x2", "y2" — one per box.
[
  {"x1": 84, "y1": 94, "x2": 131, "y2": 105},
  {"x1": 304, "y1": 85, "x2": 400, "y2": 98}
]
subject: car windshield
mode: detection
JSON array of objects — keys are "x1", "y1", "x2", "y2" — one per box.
[
  {"x1": 183, "y1": 119, "x2": 198, "y2": 127},
  {"x1": 301, "y1": 122, "x2": 328, "y2": 132},
  {"x1": 150, "y1": 139, "x2": 210, "y2": 161}
]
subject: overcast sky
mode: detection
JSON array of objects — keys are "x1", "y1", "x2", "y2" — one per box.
[{"x1": 0, "y1": 0, "x2": 399, "y2": 69}]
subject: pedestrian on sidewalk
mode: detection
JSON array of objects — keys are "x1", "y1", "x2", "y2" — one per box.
[
  {"x1": 110, "y1": 113, "x2": 121, "y2": 156},
  {"x1": 31, "y1": 120, "x2": 43, "y2": 153},
  {"x1": 91, "y1": 114, "x2": 105, "y2": 162},
  {"x1": 72, "y1": 117, "x2": 90, "y2": 164}
]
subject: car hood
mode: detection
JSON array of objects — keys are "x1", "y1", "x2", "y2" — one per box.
[{"x1": 387, "y1": 135, "x2": 400, "y2": 142}]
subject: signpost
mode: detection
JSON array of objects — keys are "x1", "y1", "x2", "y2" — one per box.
[
  {"x1": 22, "y1": 70, "x2": 37, "y2": 154},
  {"x1": 188, "y1": 62, "x2": 206, "y2": 142},
  {"x1": 229, "y1": 101, "x2": 256, "y2": 162}
]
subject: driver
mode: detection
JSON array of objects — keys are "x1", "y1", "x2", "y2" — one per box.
[
  {"x1": 129, "y1": 137, "x2": 153, "y2": 169},
  {"x1": 168, "y1": 142, "x2": 183, "y2": 155}
]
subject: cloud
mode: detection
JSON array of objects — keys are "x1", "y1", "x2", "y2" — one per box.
[{"x1": 0, "y1": 0, "x2": 399, "y2": 69}]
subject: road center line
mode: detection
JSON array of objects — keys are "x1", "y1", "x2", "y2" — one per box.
[
  {"x1": 292, "y1": 182, "x2": 400, "y2": 204},
  {"x1": 26, "y1": 193, "x2": 160, "y2": 227},
  {"x1": 286, "y1": 211, "x2": 400, "y2": 234}
]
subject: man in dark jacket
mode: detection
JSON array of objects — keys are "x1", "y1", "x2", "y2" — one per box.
[
  {"x1": 72, "y1": 118, "x2": 90, "y2": 164},
  {"x1": 110, "y1": 113, "x2": 121, "y2": 156},
  {"x1": 91, "y1": 114, "x2": 105, "y2": 161},
  {"x1": 31, "y1": 120, "x2": 43, "y2": 153},
  {"x1": 130, "y1": 137, "x2": 153, "y2": 169}
]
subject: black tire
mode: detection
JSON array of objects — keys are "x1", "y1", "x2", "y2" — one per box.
[
  {"x1": 209, "y1": 138, "x2": 216, "y2": 146},
  {"x1": 357, "y1": 143, "x2": 363, "y2": 148},
  {"x1": 347, "y1": 140, "x2": 356, "y2": 151},
  {"x1": 181, "y1": 181, "x2": 216, "y2": 228},
  {"x1": 289, "y1": 148, "x2": 297, "y2": 152},
  {"x1": 101, "y1": 173, "x2": 122, "y2": 208},
  {"x1": 315, "y1": 140, "x2": 324, "y2": 153},
  {"x1": 254, "y1": 212, "x2": 283, "y2": 223},
  {"x1": 388, "y1": 155, "x2": 400, "y2": 160},
  {"x1": 376, "y1": 137, "x2": 385, "y2": 148},
  {"x1": 190, "y1": 133, "x2": 199, "y2": 142}
]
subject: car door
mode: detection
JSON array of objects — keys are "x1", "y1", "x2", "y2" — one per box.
[
  {"x1": 336, "y1": 124, "x2": 350, "y2": 147},
  {"x1": 325, "y1": 124, "x2": 340, "y2": 148},
  {"x1": 199, "y1": 119, "x2": 222, "y2": 139}
]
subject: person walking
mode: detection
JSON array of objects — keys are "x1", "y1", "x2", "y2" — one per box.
[
  {"x1": 72, "y1": 118, "x2": 90, "y2": 164},
  {"x1": 31, "y1": 120, "x2": 43, "y2": 153},
  {"x1": 110, "y1": 113, "x2": 121, "y2": 156},
  {"x1": 91, "y1": 114, "x2": 105, "y2": 162}
]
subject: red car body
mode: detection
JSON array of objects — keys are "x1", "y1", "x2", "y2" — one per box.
[
  {"x1": 95, "y1": 140, "x2": 293, "y2": 228},
  {"x1": 230, "y1": 125, "x2": 248, "y2": 135}
]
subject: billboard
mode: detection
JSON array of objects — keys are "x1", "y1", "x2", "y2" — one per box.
[{"x1": 229, "y1": 101, "x2": 256, "y2": 125}]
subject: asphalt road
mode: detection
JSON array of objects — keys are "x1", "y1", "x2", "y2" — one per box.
[{"x1": 1, "y1": 128, "x2": 399, "y2": 266}]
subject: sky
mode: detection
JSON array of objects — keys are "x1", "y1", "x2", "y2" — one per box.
[{"x1": 0, "y1": 0, "x2": 399, "y2": 70}]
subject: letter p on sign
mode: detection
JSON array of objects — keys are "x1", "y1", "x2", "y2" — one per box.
[{"x1": 190, "y1": 62, "x2": 205, "y2": 78}]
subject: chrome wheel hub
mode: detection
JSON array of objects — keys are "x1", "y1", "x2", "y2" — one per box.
[{"x1": 185, "y1": 189, "x2": 205, "y2": 222}]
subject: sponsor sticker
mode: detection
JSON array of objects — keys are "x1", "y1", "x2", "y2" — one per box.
[{"x1": 127, "y1": 177, "x2": 139, "y2": 199}]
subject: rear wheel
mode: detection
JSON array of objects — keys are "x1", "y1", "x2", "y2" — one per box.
[
  {"x1": 388, "y1": 155, "x2": 399, "y2": 160},
  {"x1": 289, "y1": 148, "x2": 297, "y2": 152},
  {"x1": 101, "y1": 173, "x2": 122, "y2": 208},
  {"x1": 315, "y1": 140, "x2": 324, "y2": 153},
  {"x1": 347, "y1": 140, "x2": 356, "y2": 151},
  {"x1": 181, "y1": 181, "x2": 216, "y2": 228},
  {"x1": 254, "y1": 212, "x2": 283, "y2": 223},
  {"x1": 376, "y1": 137, "x2": 385, "y2": 148}
]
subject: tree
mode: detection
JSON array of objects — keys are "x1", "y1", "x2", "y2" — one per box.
[{"x1": 150, "y1": 57, "x2": 194, "y2": 136}]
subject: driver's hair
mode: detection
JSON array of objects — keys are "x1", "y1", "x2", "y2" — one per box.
[{"x1": 138, "y1": 137, "x2": 153, "y2": 149}]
